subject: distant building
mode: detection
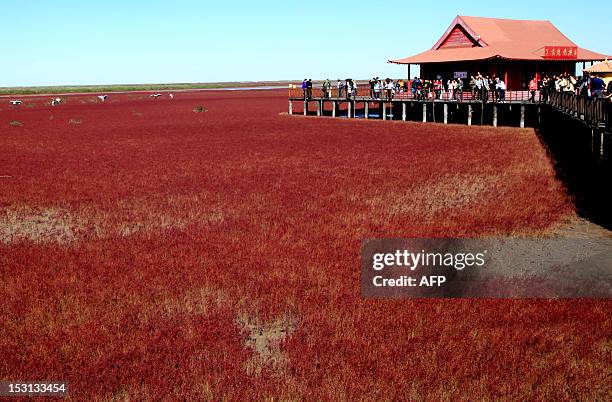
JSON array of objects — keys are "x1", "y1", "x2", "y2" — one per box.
[
  {"x1": 389, "y1": 16, "x2": 610, "y2": 90},
  {"x1": 584, "y1": 59, "x2": 612, "y2": 85}
]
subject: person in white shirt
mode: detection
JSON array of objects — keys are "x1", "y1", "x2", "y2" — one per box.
[
  {"x1": 496, "y1": 78, "x2": 506, "y2": 102},
  {"x1": 374, "y1": 80, "x2": 381, "y2": 99},
  {"x1": 385, "y1": 79, "x2": 394, "y2": 101}
]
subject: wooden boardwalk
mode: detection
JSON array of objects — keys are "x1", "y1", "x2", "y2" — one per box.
[
  {"x1": 289, "y1": 93, "x2": 610, "y2": 130},
  {"x1": 289, "y1": 96, "x2": 540, "y2": 128}
]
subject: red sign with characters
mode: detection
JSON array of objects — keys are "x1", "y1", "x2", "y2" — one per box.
[{"x1": 543, "y1": 46, "x2": 578, "y2": 60}]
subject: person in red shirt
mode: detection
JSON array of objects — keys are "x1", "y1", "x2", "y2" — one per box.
[{"x1": 528, "y1": 77, "x2": 539, "y2": 102}]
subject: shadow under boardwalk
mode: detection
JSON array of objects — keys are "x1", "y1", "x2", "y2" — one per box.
[{"x1": 537, "y1": 105, "x2": 611, "y2": 230}]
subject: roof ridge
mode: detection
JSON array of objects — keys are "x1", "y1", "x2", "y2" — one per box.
[{"x1": 458, "y1": 15, "x2": 551, "y2": 23}]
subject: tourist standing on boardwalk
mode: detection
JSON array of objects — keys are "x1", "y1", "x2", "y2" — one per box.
[
  {"x1": 469, "y1": 76, "x2": 477, "y2": 100},
  {"x1": 496, "y1": 78, "x2": 506, "y2": 103},
  {"x1": 484, "y1": 76, "x2": 492, "y2": 102},
  {"x1": 373, "y1": 80, "x2": 381, "y2": 99},
  {"x1": 606, "y1": 80, "x2": 612, "y2": 99},
  {"x1": 337, "y1": 79, "x2": 344, "y2": 98},
  {"x1": 345, "y1": 79, "x2": 352, "y2": 100},
  {"x1": 489, "y1": 76, "x2": 497, "y2": 103},
  {"x1": 385, "y1": 78, "x2": 394, "y2": 101},
  {"x1": 369, "y1": 78, "x2": 375, "y2": 97},
  {"x1": 456, "y1": 77, "x2": 463, "y2": 102},
  {"x1": 528, "y1": 76, "x2": 538, "y2": 102},
  {"x1": 434, "y1": 79, "x2": 442, "y2": 100},
  {"x1": 411, "y1": 77, "x2": 418, "y2": 98},
  {"x1": 450, "y1": 79, "x2": 458, "y2": 100},
  {"x1": 322, "y1": 79, "x2": 331, "y2": 98},
  {"x1": 302, "y1": 79, "x2": 308, "y2": 99},
  {"x1": 476, "y1": 74, "x2": 483, "y2": 101},
  {"x1": 578, "y1": 76, "x2": 590, "y2": 97},
  {"x1": 590, "y1": 75, "x2": 606, "y2": 98},
  {"x1": 306, "y1": 79, "x2": 313, "y2": 99},
  {"x1": 541, "y1": 77, "x2": 550, "y2": 102}
]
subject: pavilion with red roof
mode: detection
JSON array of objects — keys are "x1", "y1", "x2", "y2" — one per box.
[{"x1": 390, "y1": 16, "x2": 610, "y2": 90}]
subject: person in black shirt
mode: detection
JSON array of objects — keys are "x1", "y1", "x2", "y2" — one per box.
[{"x1": 306, "y1": 79, "x2": 313, "y2": 99}]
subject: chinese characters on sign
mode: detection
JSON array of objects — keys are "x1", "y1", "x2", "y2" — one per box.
[{"x1": 543, "y1": 46, "x2": 578, "y2": 60}]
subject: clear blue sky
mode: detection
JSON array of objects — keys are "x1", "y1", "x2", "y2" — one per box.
[{"x1": 2, "y1": 1, "x2": 611, "y2": 87}]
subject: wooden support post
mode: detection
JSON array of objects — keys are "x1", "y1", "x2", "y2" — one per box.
[
  {"x1": 422, "y1": 103, "x2": 427, "y2": 122},
  {"x1": 480, "y1": 103, "x2": 484, "y2": 126},
  {"x1": 468, "y1": 104, "x2": 472, "y2": 126},
  {"x1": 402, "y1": 102, "x2": 406, "y2": 121},
  {"x1": 382, "y1": 102, "x2": 386, "y2": 120},
  {"x1": 289, "y1": 100, "x2": 293, "y2": 115},
  {"x1": 316, "y1": 100, "x2": 321, "y2": 116},
  {"x1": 365, "y1": 102, "x2": 369, "y2": 119},
  {"x1": 347, "y1": 101, "x2": 352, "y2": 118},
  {"x1": 332, "y1": 101, "x2": 336, "y2": 117},
  {"x1": 352, "y1": 101, "x2": 356, "y2": 118},
  {"x1": 601, "y1": 131, "x2": 605, "y2": 158},
  {"x1": 520, "y1": 105, "x2": 525, "y2": 128},
  {"x1": 443, "y1": 103, "x2": 448, "y2": 124},
  {"x1": 493, "y1": 105, "x2": 497, "y2": 127},
  {"x1": 303, "y1": 100, "x2": 308, "y2": 116}
]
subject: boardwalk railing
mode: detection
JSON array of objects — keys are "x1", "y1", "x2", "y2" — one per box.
[
  {"x1": 289, "y1": 85, "x2": 541, "y2": 103},
  {"x1": 549, "y1": 91, "x2": 610, "y2": 129}
]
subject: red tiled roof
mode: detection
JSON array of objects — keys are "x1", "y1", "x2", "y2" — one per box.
[{"x1": 390, "y1": 16, "x2": 610, "y2": 64}]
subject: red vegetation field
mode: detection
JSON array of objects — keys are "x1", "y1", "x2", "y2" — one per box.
[{"x1": 1, "y1": 90, "x2": 610, "y2": 400}]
